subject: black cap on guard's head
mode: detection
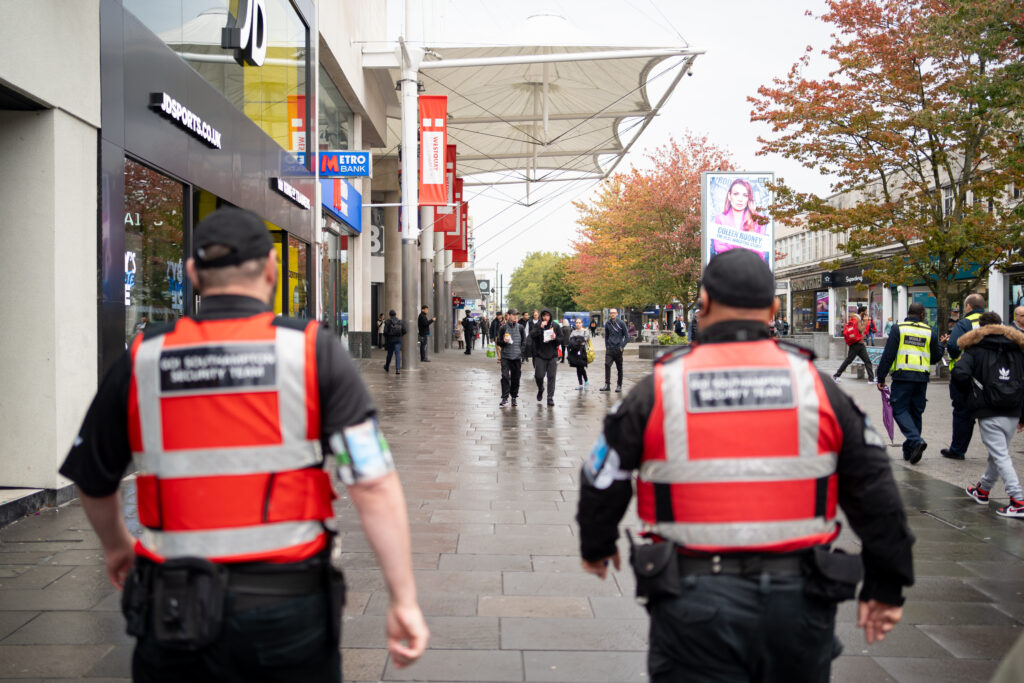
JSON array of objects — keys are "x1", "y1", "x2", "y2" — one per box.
[
  {"x1": 193, "y1": 208, "x2": 273, "y2": 269},
  {"x1": 702, "y1": 249, "x2": 775, "y2": 309}
]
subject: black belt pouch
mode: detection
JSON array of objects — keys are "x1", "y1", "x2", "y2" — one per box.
[
  {"x1": 803, "y1": 547, "x2": 863, "y2": 603},
  {"x1": 627, "y1": 531, "x2": 681, "y2": 607},
  {"x1": 151, "y1": 558, "x2": 229, "y2": 650},
  {"x1": 121, "y1": 563, "x2": 152, "y2": 638},
  {"x1": 327, "y1": 565, "x2": 347, "y2": 644}
]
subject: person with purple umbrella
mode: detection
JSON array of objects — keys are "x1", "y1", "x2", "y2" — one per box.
[{"x1": 876, "y1": 302, "x2": 945, "y2": 464}]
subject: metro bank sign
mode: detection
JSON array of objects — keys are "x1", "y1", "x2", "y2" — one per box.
[{"x1": 318, "y1": 151, "x2": 372, "y2": 178}]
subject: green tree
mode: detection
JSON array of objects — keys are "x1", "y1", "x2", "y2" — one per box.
[
  {"x1": 540, "y1": 255, "x2": 580, "y2": 318},
  {"x1": 751, "y1": 0, "x2": 1024, "y2": 325},
  {"x1": 507, "y1": 251, "x2": 570, "y2": 315}
]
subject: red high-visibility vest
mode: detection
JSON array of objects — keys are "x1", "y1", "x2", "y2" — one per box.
[
  {"x1": 127, "y1": 312, "x2": 333, "y2": 564},
  {"x1": 639, "y1": 339, "x2": 843, "y2": 554}
]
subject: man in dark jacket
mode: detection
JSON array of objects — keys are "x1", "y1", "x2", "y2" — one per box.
[
  {"x1": 943, "y1": 293, "x2": 986, "y2": 460},
  {"x1": 530, "y1": 308, "x2": 561, "y2": 406},
  {"x1": 417, "y1": 305, "x2": 435, "y2": 363},
  {"x1": 600, "y1": 308, "x2": 629, "y2": 392},
  {"x1": 461, "y1": 314, "x2": 477, "y2": 355},
  {"x1": 489, "y1": 315, "x2": 502, "y2": 344},
  {"x1": 496, "y1": 308, "x2": 524, "y2": 407},
  {"x1": 383, "y1": 309, "x2": 407, "y2": 375},
  {"x1": 951, "y1": 312, "x2": 1024, "y2": 518},
  {"x1": 876, "y1": 302, "x2": 943, "y2": 464}
]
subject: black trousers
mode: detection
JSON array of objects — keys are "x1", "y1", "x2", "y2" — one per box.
[
  {"x1": 501, "y1": 357, "x2": 522, "y2": 399},
  {"x1": 133, "y1": 592, "x2": 340, "y2": 683},
  {"x1": 534, "y1": 356, "x2": 558, "y2": 398},
  {"x1": 576, "y1": 365, "x2": 588, "y2": 384},
  {"x1": 834, "y1": 342, "x2": 874, "y2": 380},
  {"x1": 648, "y1": 573, "x2": 836, "y2": 683},
  {"x1": 605, "y1": 347, "x2": 623, "y2": 386},
  {"x1": 418, "y1": 334, "x2": 428, "y2": 361}
]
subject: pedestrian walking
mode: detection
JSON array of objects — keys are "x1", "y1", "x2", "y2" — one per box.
[
  {"x1": 59, "y1": 208, "x2": 428, "y2": 681},
  {"x1": 600, "y1": 308, "x2": 629, "y2": 393},
  {"x1": 454, "y1": 321, "x2": 464, "y2": 349},
  {"x1": 461, "y1": 313, "x2": 477, "y2": 355},
  {"x1": 560, "y1": 317, "x2": 571, "y2": 363},
  {"x1": 866, "y1": 316, "x2": 878, "y2": 346},
  {"x1": 417, "y1": 304, "x2": 435, "y2": 363},
  {"x1": 943, "y1": 293, "x2": 987, "y2": 460},
  {"x1": 884, "y1": 316, "x2": 894, "y2": 336},
  {"x1": 951, "y1": 312, "x2": 1024, "y2": 517},
  {"x1": 875, "y1": 302, "x2": 943, "y2": 464},
  {"x1": 567, "y1": 317, "x2": 591, "y2": 389},
  {"x1": 530, "y1": 308, "x2": 562, "y2": 406},
  {"x1": 833, "y1": 306, "x2": 875, "y2": 382},
  {"x1": 673, "y1": 316, "x2": 684, "y2": 338},
  {"x1": 383, "y1": 309, "x2": 407, "y2": 374},
  {"x1": 577, "y1": 248, "x2": 913, "y2": 683},
  {"x1": 589, "y1": 317, "x2": 599, "y2": 338},
  {"x1": 523, "y1": 310, "x2": 540, "y2": 364},
  {"x1": 496, "y1": 308, "x2": 524, "y2": 407},
  {"x1": 489, "y1": 315, "x2": 502, "y2": 344}
]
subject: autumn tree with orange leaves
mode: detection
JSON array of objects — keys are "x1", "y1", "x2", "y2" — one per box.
[
  {"x1": 751, "y1": 0, "x2": 1024, "y2": 325},
  {"x1": 570, "y1": 135, "x2": 734, "y2": 316}
]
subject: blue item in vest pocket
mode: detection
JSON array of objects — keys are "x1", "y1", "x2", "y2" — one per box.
[{"x1": 331, "y1": 419, "x2": 395, "y2": 485}]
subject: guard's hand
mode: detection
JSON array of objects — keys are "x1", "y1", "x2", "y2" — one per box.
[
  {"x1": 387, "y1": 602, "x2": 429, "y2": 668},
  {"x1": 581, "y1": 552, "x2": 620, "y2": 580},
  {"x1": 104, "y1": 538, "x2": 136, "y2": 590},
  {"x1": 857, "y1": 599, "x2": 902, "y2": 644}
]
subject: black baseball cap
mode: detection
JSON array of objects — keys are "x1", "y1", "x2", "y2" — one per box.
[
  {"x1": 702, "y1": 249, "x2": 775, "y2": 308},
  {"x1": 193, "y1": 207, "x2": 273, "y2": 269}
]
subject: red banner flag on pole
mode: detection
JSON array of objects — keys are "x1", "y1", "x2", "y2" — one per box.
[
  {"x1": 418, "y1": 96, "x2": 447, "y2": 206},
  {"x1": 435, "y1": 146, "x2": 458, "y2": 233}
]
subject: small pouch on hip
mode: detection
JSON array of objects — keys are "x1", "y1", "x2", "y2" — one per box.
[
  {"x1": 151, "y1": 557, "x2": 229, "y2": 650},
  {"x1": 627, "y1": 530, "x2": 681, "y2": 608},
  {"x1": 803, "y1": 546, "x2": 863, "y2": 603},
  {"x1": 121, "y1": 562, "x2": 152, "y2": 638}
]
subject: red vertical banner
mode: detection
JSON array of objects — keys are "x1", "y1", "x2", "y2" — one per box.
[
  {"x1": 418, "y1": 95, "x2": 447, "y2": 206},
  {"x1": 435, "y1": 146, "x2": 458, "y2": 233},
  {"x1": 288, "y1": 95, "x2": 307, "y2": 157}
]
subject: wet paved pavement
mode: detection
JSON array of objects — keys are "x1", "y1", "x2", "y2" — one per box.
[{"x1": 2, "y1": 340, "x2": 1024, "y2": 681}]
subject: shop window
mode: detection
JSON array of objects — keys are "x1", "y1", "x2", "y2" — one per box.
[
  {"x1": 124, "y1": 158, "x2": 186, "y2": 345},
  {"x1": 125, "y1": 0, "x2": 309, "y2": 164},
  {"x1": 319, "y1": 65, "x2": 353, "y2": 151},
  {"x1": 288, "y1": 235, "x2": 309, "y2": 318}
]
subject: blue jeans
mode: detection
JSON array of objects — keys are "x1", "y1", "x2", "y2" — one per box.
[
  {"x1": 890, "y1": 380, "x2": 928, "y2": 457},
  {"x1": 948, "y1": 381, "x2": 976, "y2": 456},
  {"x1": 384, "y1": 339, "x2": 402, "y2": 372},
  {"x1": 648, "y1": 573, "x2": 836, "y2": 682}
]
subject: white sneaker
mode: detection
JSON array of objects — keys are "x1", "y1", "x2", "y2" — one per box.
[{"x1": 832, "y1": 375, "x2": 842, "y2": 384}]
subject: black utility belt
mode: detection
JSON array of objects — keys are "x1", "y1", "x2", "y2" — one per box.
[{"x1": 677, "y1": 553, "x2": 805, "y2": 578}]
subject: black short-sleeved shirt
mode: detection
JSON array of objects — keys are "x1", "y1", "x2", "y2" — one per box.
[{"x1": 60, "y1": 295, "x2": 375, "y2": 497}]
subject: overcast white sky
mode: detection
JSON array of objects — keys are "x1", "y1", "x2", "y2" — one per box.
[{"x1": 385, "y1": 0, "x2": 837, "y2": 290}]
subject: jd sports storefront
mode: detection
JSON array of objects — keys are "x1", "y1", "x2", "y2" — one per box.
[{"x1": 99, "y1": 0, "x2": 316, "y2": 374}]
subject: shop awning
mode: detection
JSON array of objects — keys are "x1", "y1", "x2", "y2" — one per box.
[
  {"x1": 366, "y1": 43, "x2": 701, "y2": 191},
  {"x1": 451, "y1": 269, "x2": 482, "y2": 300}
]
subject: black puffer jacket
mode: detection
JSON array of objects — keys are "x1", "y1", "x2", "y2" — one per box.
[{"x1": 951, "y1": 324, "x2": 1024, "y2": 420}]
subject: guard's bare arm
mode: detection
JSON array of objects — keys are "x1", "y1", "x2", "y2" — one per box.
[{"x1": 78, "y1": 489, "x2": 135, "y2": 589}]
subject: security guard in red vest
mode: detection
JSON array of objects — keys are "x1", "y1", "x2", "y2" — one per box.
[
  {"x1": 61, "y1": 208, "x2": 428, "y2": 682},
  {"x1": 577, "y1": 249, "x2": 914, "y2": 683}
]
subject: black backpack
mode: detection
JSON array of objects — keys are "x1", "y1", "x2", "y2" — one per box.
[
  {"x1": 384, "y1": 318, "x2": 400, "y2": 337},
  {"x1": 978, "y1": 343, "x2": 1024, "y2": 410}
]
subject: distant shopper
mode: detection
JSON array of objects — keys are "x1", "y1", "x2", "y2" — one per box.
[
  {"x1": 952, "y1": 312, "x2": 1024, "y2": 518},
  {"x1": 884, "y1": 316, "x2": 894, "y2": 336},
  {"x1": 833, "y1": 306, "x2": 875, "y2": 383},
  {"x1": 530, "y1": 309, "x2": 562, "y2": 406},
  {"x1": 601, "y1": 308, "x2": 629, "y2": 393},
  {"x1": 943, "y1": 294, "x2": 987, "y2": 460},
  {"x1": 673, "y1": 317, "x2": 684, "y2": 338},
  {"x1": 560, "y1": 318, "x2": 571, "y2": 363},
  {"x1": 461, "y1": 314, "x2": 477, "y2": 355},
  {"x1": 876, "y1": 302, "x2": 943, "y2": 464},
  {"x1": 1013, "y1": 306, "x2": 1024, "y2": 333},
  {"x1": 376, "y1": 313, "x2": 386, "y2": 348},
  {"x1": 417, "y1": 305, "x2": 435, "y2": 363},
  {"x1": 454, "y1": 321, "x2": 464, "y2": 349},
  {"x1": 589, "y1": 318, "x2": 599, "y2": 338},
  {"x1": 383, "y1": 309, "x2": 407, "y2": 375},
  {"x1": 523, "y1": 310, "x2": 540, "y2": 364},
  {"x1": 489, "y1": 315, "x2": 502, "y2": 344},
  {"x1": 496, "y1": 308, "x2": 524, "y2": 407},
  {"x1": 567, "y1": 318, "x2": 592, "y2": 389}
]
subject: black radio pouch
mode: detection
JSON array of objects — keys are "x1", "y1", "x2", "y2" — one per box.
[
  {"x1": 151, "y1": 557, "x2": 229, "y2": 650},
  {"x1": 626, "y1": 530, "x2": 681, "y2": 608},
  {"x1": 327, "y1": 565, "x2": 347, "y2": 644},
  {"x1": 121, "y1": 563, "x2": 152, "y2": 638},
  {"x1": 802, "y1": 546, "x2": 863, "y2": 603}
]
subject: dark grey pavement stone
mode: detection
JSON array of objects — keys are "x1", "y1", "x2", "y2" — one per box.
[
  {"x1": 523, "y1": 650, "x2": 648, "y2": 682},
  {"x1": 0, "y1": 645, "x2": 113, "y2": 678},
  {"x1": 84, "y1": 644, "x2": 132, "y2": 678},
  {"x1": 2, "y1": 611, "x2": 131, "y2": 645},
  {"x1": 364, "y1": 591, "x2": 478, "y2": 617},
  {"x1": 0, "y1": 567, "x2": 70, "y2": 590},
  {"x1": 830, "y1": 655, "x2": 899, "y2": 682},
  {"x1": 904, "y1": 576, "x2": 993, "y2": 603},
  {"x1": 412, "y1": 570, "x2": 503, "y2": 595},
  {"x1": 344, "y1": 615, "x2": 499, "y2": 650},
  {"x1": 457, "y1": 535, "x2": 578, "y2": 556},
  {"x1": 0, "y1": 590, "x2": 108, "y2": 611},
  {"x1": 917, "y1": 624, "x2": 1024, "y2": 659},
  {"x1": 493, "y1": 524, "x2": 573, "y2": 538},
  {"x1": 342, "y1": 648, "x2": 388, "y2": 682},
  {"x1": 530, "y1": 556, "x2": 586, "y2": 573},
  {"x1": 478, "y1": 596, "x2": 592, "y2": 618},
  {"x1": 438, "y1": 554, "x2": 533, "y2": 572},
  {"x1": 500, "y1": 617, "x2": 648, "y2": 651},
  {"x1": 962, "y1": 577, "x2": 1024, "y2": 604},
  {"x1": 0, "y1": 612, "x2": 37, "y2": 641},
  {"x1": 835, "y1": 622, "x2": 953, "y2": 659},
  {"x1": 382, "y1": 649, "x2": 523, "y2": 682},
  {"x1": 900, "y1": 601, "x2": 1021, "y2": 626},
  {"x1": 502, "y1": 571, "x2": 622, "y2": 597},
  {"x1": 959, "y1": 560, "x2": 1024, "y2": 580},
  {"x1": 588, "y1": 597, "x2": 648, "y2": 620},
  {"x1": 874, "y1": 656, "x2": 998, "y2": 682}
]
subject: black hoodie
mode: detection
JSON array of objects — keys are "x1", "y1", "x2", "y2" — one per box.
[{"x1": 529, "y1": 309, "x2": 562, "y2": 360}]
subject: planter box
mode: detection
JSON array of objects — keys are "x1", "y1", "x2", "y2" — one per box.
[{"x1": 638, "y1": 343, "x2": 689, "y2": 361}]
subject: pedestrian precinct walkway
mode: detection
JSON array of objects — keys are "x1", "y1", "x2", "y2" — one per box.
[{"x1": 1, "y1": 345, "x2": 1023, "y2": 681}]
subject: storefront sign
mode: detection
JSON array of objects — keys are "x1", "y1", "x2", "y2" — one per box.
[
  {"x1": 149, "y1": 92, "x2": 223, "y2": 148},
  {"x1": 271, "y1": 177, "x2": 311, "y2": 210},
  {"x1": 319, "y1": 151, "x2": 372, "y2": 178},
  {"x1": 830, "y1": 266, "x2": 871, "y2": 287},
  {"x1": 452, "y1": 296, "x2": 464, "y2": 308},
  {"x1": 221, "y1": 0, "x2": 268, "y2": 67},
  {"x1": 418, "y1": 95, "x2": 448, "y2": 206},
  {"x1": 791, "y1": 274, "x2": 823, "y2": 291},
  {"x1": 320, "y1": 178, "x2": 362, "y2": 233}
]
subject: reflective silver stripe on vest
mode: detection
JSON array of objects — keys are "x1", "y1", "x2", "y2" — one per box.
[
  {"x1": 136, "y1": 336, "x2": 166, "y2": 454},
  {"x1": 647, "y1": 518, "x2": 836, "y2": 549},
  {"x1": 640, "y1": 452, "x2": 837, "y2": 484},
  {"x1": 786, "y1": 352, "x2": 823, "y2": 459},
  {"x1": 132, "y1": 441, "x2": 322, "y2": 478},
  {"x1": 660, "y1": 357, "x2": 688, "y2": 458},
  {"x1": 275, "y1": 326, "x2": 311, "y2": 449},
  {"x1": 139, "y1": 520, "x2": 324, "y2": 559}
]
